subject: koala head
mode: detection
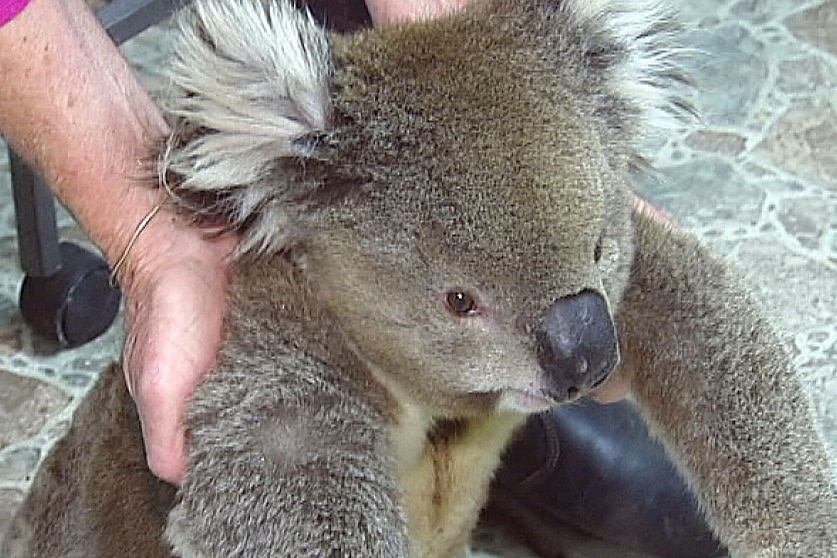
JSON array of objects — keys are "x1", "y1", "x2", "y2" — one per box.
[{"x1": 161, "y1": 0, "x2": 688, "y2": 417}]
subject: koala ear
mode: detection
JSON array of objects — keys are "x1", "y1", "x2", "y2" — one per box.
[
  {"x1": 160, "y1": 0, "x2": 330, "y2": 255},
  {"x1": 577, "y1": 0, "x2": 694, "y2": 117},
  {"x1": 552, "y1": 0, "x2": 695, "y2": 165}
]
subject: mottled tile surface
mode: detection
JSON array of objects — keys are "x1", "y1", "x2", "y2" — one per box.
[{"x1": 1, "y1": 0, "x2": 835, "y2": 556}]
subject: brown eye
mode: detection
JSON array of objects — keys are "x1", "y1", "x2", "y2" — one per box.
[{"x1": 445, "y1": 291, "x2": 478, "y2": 316}]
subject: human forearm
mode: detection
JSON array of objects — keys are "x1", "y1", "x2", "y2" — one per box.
[{"x1": 0, "y1": 0, "x2": 168, "y2": 267}]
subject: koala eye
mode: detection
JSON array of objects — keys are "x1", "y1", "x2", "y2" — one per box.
[{"x1": 445, "y1": 291, "x2": 478, "y2": 316}]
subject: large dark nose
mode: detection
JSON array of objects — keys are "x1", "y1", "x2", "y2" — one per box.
[{"x1": 536, "y1": 290, "x2": 620, "y2": 402}]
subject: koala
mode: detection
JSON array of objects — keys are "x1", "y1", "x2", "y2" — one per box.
[{"x1": 3, "y1": 0, "x2": 836, "y2": 557}]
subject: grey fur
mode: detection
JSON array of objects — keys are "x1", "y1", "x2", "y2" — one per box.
[{"x1": 3, "y1": 0, "x2": 835, "y2": 557}]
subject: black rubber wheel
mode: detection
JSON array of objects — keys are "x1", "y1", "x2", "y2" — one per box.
[{"x1": 19, "y1": 241, "x2": 121, "y2": 348}]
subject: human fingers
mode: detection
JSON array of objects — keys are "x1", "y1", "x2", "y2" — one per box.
[
  {"x1": 365, "y1": 0, "x2": 469, "y2": 25},
  {"x1": 632, "y1": 194, "x2": 677, "y2": 227}
]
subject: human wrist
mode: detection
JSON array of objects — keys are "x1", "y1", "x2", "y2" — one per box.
[
  {"x1": 105, "y1": 189, "x2": 170, "y2": 286},
  {"x1": 109, "y1": 197, "x2": 236, "y2": 303},
  {"x1": 106, "y1": 197, "x2": 184, "y2": 294}
]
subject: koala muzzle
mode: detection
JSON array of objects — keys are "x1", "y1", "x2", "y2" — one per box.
[{"x1": 536, "y1": 291, "x2": 620, "y2": 402}]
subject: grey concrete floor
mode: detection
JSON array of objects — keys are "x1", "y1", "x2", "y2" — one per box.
[{"x1": 1, "y1": 0, "x2": 836, "y2": 556}]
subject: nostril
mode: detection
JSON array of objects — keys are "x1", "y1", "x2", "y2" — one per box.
[{"x1": 567, "y1": 386, "x2": 579, "y2": 399}]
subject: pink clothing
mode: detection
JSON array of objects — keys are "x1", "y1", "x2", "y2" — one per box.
[{"x1": 0, "y1": 0, "x2": 30, "y2": 26}]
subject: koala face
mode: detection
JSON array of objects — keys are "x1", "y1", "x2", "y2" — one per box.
[
  {"x1": 304, "y1": 197, "x2": 630, "y2": 418},
  {"x1": 294, "y1": 21, "x2": 636, "y2": 416},
  {"x1": 163, "y1": 0, "x2": 684, "y2": 418}
]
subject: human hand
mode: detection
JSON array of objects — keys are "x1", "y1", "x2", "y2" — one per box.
[
  {"x1": 365, "y1": 0, "x2": 469, "y2": 25},
  {"x1": 118, "y1": 212, "x2": 236, "y2": 484}
]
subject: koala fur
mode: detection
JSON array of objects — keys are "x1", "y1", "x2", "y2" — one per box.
[{"x1": 3, "y1": 0, "x2": 836, "y2": 557}]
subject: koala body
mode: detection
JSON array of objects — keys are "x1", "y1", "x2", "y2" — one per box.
[{"x1": 3, "y1": 0, "x2": 836, "y2": 557}]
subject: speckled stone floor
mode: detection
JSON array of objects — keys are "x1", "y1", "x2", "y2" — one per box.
[{"x1": 1, "y1": 0, "x2": 835, "y2": 556}]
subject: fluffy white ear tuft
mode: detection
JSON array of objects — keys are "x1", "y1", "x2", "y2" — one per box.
[
  {"x1": 161, "y1": 0, "x2": 330, "y2": 255},
  {"x1": 565, "y1": 0, "x2": 696, "y2": 137}
]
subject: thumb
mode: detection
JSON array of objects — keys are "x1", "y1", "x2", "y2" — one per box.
[
  {"x1": 124, "y1": 333, "x2": 191, "y2": 485},
  {"x1": 135, "y1": 379, "x2": 189, "y2": 484}
]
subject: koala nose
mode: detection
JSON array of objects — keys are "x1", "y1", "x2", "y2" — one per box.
[{"x1": 536, "y1": 291, "x2": 620, "y2": 402}]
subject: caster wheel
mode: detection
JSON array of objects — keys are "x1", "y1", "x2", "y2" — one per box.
[{"x1": 19, "y1": 241, "x2": 121, "y2": 348}]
